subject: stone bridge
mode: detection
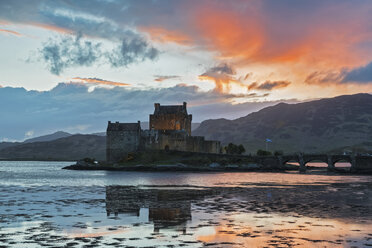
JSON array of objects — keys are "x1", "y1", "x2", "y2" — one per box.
[{"x1": 255, "y1": 154, "x2": 372, "y2": 173}]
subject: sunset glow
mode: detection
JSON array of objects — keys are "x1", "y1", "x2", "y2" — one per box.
[
  {"x1": 1, "y1": 0, "x2": 372, "y2": 138},
  {"x1": 72, "y1": 77, "x2": 130, "y2": 87}
]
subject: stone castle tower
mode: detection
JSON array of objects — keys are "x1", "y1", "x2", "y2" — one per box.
[
  {"x1": 106, "y1": 121, "x2": 141, "y2": 163},
  {"x1": 150, "y1": 102, "x2": 192, "y2": 135}
]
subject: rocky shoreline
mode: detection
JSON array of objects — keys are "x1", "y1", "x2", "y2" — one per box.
[{"x1": 63, "y1": 159, "x2": 328, "y2": 172}]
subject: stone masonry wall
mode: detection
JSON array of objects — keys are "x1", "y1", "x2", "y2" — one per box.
[
  {"x1": 106, "y1": 129, "x2": 141, "y2": 163},
  {"x1": 142, "y1": 131, "x2": 220, "y2": 154},
  {"x1": 149, "y1": 113, "x2": 192, "y2": 135}
]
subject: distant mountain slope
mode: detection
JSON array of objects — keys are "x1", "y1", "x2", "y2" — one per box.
[
  {"x1": 23, "y1": 131, "x2": 72, "y2": 143},
  {"x1": 0, "y1": 131, "x2": 72, "y2": 151},
  {"x1": 0, "y1": 142, "x2": 21, "y2": 150},
  {"x1": 0, "y1": 135, "x2": 106, "y2": 161},
  {"x1": 193, "y1": 93, "x2": 372, "y2": 153}
]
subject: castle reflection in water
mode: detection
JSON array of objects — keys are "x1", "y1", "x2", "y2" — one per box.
[{"x1": 105, "y1": 186, "x2": 213, "y2": 233}]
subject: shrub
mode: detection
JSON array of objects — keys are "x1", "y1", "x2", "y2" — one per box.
[{"x1": 274, "y1": 150, "x2": 283, "y2": 156}]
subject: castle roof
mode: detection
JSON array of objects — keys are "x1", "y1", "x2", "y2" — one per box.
[
  {"x1": 154, "y1": 102, "x2": 188, "y2": 115},
  {"x1": 107, "y1": 122, "x2": 141, "y2": 131}
]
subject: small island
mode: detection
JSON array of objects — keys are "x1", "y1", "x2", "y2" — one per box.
[
  {"x1": 63, "y1": 150, "x2": 300, "y2": 172},
  {"x1": 64, "y1": 102, "x2": 288, "y2": 172}
]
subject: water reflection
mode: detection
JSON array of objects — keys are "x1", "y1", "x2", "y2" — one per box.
[
  {"x1": 101, "y1": 183, "x2": 372, "y2": 247},
  {"x1": 105, "y1": 186, "x2": 215, "y2": 233},
  {"x1": 0, "y1": 161, "x2": 372, "y2": 247}
]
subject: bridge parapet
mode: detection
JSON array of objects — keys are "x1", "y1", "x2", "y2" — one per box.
[{"x1": 253, "y1": 154, "x2": 371, "y2": 173}]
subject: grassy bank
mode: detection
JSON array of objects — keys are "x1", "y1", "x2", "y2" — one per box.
[{"x1": 115, "y1": 150, "x2": 256, "y2": 167}]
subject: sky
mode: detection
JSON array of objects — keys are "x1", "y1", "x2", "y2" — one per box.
[{"x1": 1, "y1": 0, "x2": 372, "y2": 141}]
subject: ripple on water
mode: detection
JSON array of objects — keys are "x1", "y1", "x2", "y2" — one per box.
[{"x1": 0, "y1": 161, "x2": 371, "y2": 247}]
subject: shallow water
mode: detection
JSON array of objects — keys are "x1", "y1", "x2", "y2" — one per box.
[
  {"x1": 0, "y1": 161, "x2": 371, "y2": 247},
  {"x1": 0, "y1": 161, "x2": 367, "y2": 187}
]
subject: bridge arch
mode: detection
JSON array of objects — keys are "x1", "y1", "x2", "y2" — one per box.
[
  {"x1": 332, "y1": 157, "x2": 352, "y2": 164},
  {"x1": 280, "y1": 155, "x2": 300, "y2": 167},
  {"x1": 332, "y1": 157, "x2": 352, "y2": 171},
  {"x1": 303, "y1": 159, "x2": 328, "y2": 165},
  {"x1": 303, "y1": 159, "x2": 329, "y2": 170},
  {"x1": 300, "y1": 155, "x2": 328, "y2": 171},
  {"x1": 282, "y1": 158, "x2": 300, "y2": 165}
]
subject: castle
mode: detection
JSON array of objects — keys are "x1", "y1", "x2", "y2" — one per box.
[{"x1": 106, "y1": 102, "x2": 221, "y2": 163}]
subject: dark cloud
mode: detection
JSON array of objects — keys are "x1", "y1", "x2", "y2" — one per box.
[
  {"x1": 40, "y1": 33, "x2": 101, "y2": 75},
  {"x1": 200, "y1": 64, "x2": 290, "y2": 93},
  {"x1": 205, "y1": 63, "x2": 236, "y2": 75},
  {"x1": 2, "y1": 0, "x2": 372, "y2": 67},
  {"x1": 1, "y1": 0, "x2": 159, "y2": 74},
  {"x1": 249, "y1": 81, "x2": 291, "y2": 91},
  {"x1": 107, "y1": 36, "x2": 159, "y2": 68},
  {"x1": 0, "y1": 83, "x2": 297, "y2": 141},
  {"x1": 342, "y1": 61, "x2": 372, "y2": 83},
  {"x1": 305, "y1": 70, "x2": 345, "y2": 84},
  {"x1": 243, "y1": 72, "x2": 253, "y2": 81},
  {"x1": 305, "y1": 61, "x2": 372, "y2": 85},
  {"x1": 0, "y1": 0, "x2": 157, "y2": 41},
  {"x1": 38, "y1": 33, "x2": 158, "y2": 75},
  {"x1": 154, "y1": 75, "x2": 180, "y2": 82}
]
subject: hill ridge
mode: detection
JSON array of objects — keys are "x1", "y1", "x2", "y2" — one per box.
[{"x1": 193, "y1": 93, "x2": 372, "y2": 153}]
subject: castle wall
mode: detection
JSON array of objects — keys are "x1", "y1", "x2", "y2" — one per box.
[
  {"x1": 203, "y1": 140, "x2": 221, "y2": 154},
  {"x1": 106, "y1": 124, "x2": 141, "y2": 163},
  {"x1": 142, "y1": 131, "x2": 220, "y2": 154},
  {"x1": 149, "y1": 113, "x2": 192, "y2": 135}
]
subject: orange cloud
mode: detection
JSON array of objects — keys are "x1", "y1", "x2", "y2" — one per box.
[
  {"x1": 187, "y1": 2, "x2": 372, "y2": 70},
  {"x1": 192, "y1": 5, "x2": 264, "y2": 62},
  {"x1": 249, "y1": 80, "x2": 291, "y2": 91},
  {"x1": 0, "y1": 28, "x2": 22, "y2": 36},
  {"x1": 154, "y1": 75, "x2": 180, "y2": 82},
  {"x1": 199, "y1": 74, "x2": 245, "y2": 93},
  {"x1": 198, "y1": 64, "x2": 249, "y2": 93},
  {"x1": 0, "y1": 20, "x2": 10, "y2": 25},
  {"x1": 140, "y1": 26, "x2": 192, "y2": 46},
  {"x1": 30, "y1": 22, "x2": 72, "y2": 34},
  {"x1": 72, "y1": 77, "x2": 130, "y2": 86}
]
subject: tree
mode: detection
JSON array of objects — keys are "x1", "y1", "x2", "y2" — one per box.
[
  {"x1": 257, "y1": 149, "x2": 272, "y2": 156},
  {"x1": 238, "y1": 144, "x2": 246, "y2": 154},
  {"x1": 224, "y1": 143, "x2": 246, "y2": 155}
]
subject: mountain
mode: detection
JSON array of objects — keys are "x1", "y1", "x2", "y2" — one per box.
[
  {"x1": 0, "y1": 131, "x2": 72, "y2": 152},
  {"x1": 23, "y1": 131, "x2": 72, "y2": 143},
  {"x1": 92, "y1": 122, "x2": 201, "y2": 136},
  {"x1": 0, "y1": 141, "x2": 21, "y2": 150},
  {"x1": 0, "y1": 135, "x2": 106, "y2": 161},
  {"x1": 0, "y1": 121, "x2": 201, "y2": 161},
  {"x1": 193, "y1": 93, "x2": 372, "y2": 154}
]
